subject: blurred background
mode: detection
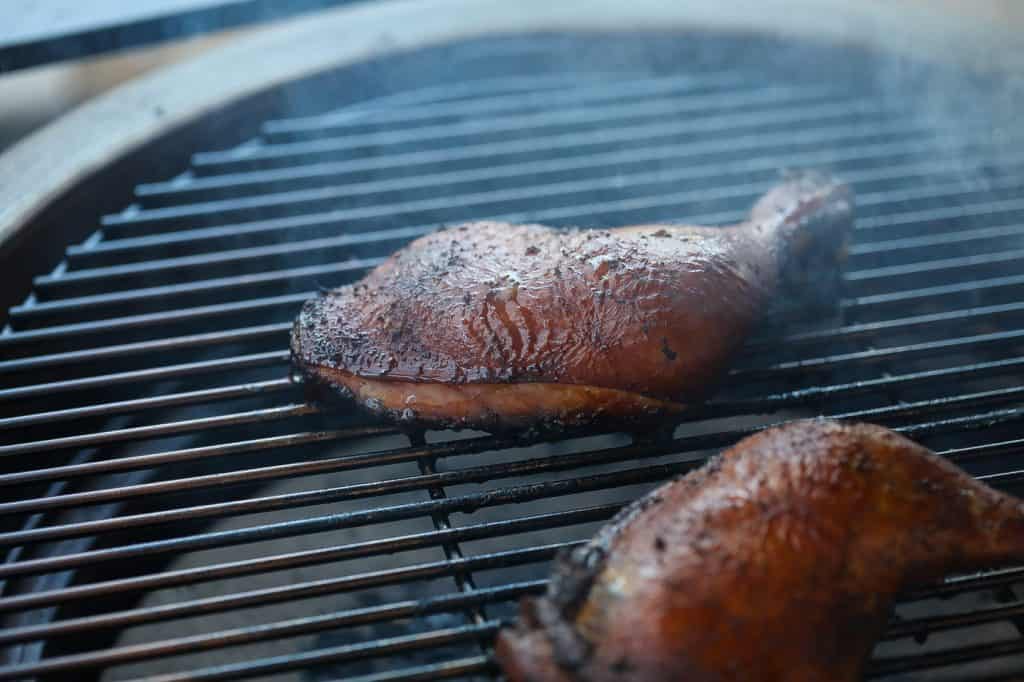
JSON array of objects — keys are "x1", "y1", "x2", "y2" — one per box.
[
  {"x1": 0, "y1": 1, "x2": 364, "y2": 152},
  {"x1": 3, "y1": 1, "x2": 1024, "y2": 154}
]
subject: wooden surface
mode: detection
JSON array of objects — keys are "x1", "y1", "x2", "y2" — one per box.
[{"x1": 0, "y1": 0, "x2": 1021, "y2": 294}]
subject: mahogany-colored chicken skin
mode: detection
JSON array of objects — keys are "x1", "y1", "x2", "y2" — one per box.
[
  {"x1": 291, "y1": 172, "x2": 852, "y2": 431},
  {"x1": 496, "y1": 420, "x2": 1024, "y2": 682}
]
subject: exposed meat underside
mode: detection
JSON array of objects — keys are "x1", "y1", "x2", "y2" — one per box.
[
  {"x1": 292, "y1": 172, "x2": 853, "y2": 431},
  {"x1": 302, "y1": 364, "x2": 685, "y2": 431}
]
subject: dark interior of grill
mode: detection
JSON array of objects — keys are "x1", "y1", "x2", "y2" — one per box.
[{"x1": 2, "y1": 31, "x2": 1024, "y2": 681}]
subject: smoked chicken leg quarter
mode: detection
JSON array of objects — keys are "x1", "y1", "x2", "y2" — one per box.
[
  {"x1": 496, "y1": 420, "x2": 1024, "y2": 682},
  {"x1": 291, "y1": 172, "x2": 853, "y2": 430}
]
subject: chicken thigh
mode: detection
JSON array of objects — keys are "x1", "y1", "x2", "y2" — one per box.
[
  {"x1": 292, "y1": 173, "x2": 852, "y2": 431},
  {"x1": 496, "y1": 420, "x2": 1024, "y2": 682}
]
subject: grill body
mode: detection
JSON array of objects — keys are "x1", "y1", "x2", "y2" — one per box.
[{"x1": 2, "y1": 29, "x2": 1024, "y2": 682}]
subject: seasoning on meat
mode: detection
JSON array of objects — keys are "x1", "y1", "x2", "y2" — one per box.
[
  {"x1": 291, "y1": 172, "x2": 852, "y2": 431},
  {"x1": 496, "y1": 419, "x2": 1024, "y2": 682}
]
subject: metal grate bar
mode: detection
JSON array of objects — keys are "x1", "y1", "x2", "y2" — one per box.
[
  {"x1": 18, "y1": 196, "x2": 1020, "y2": 337},
  {"x1": 876, "y1": 409, "x2": 1024, "y2": 440},
  {"x1": 0, "y1": 323, "x2": 289, "y2": 374},
  {"x1": 883, "y1": 603, "x2": 1024, "y2": 641},
  {"x1": 36, "y1": 252, "x2": 379, "y2": 294},
  {"x1": 51, "y1": 206, "x2": 1008, "y2": 325},
  {"x1": 313, "y1": 656, "x2": 493, "y2": 682},
  {"x1": 7, "y1": 386, "x2": 1024, "y2": 548},
  {"x1": 848, "y1": 247, "x2": 1024, "y2": 283},
  {"x1": 259, "y1": 72, "x2": 754, "y2": 135},
  {"x1": 717, "y1": 374, "x2": 1024, "y2": 420},
  {"x1": 7, "y1": 556, "x2": 1024, "y2": 682},
  {"x1": 836, "y1": 386, "x2": 1024, "y2": 425},
  {"x1": 261, "y1": 71, "x2": 656, "y2": 122},
  {"x1": 182, "y1": 88, "x2": 853, "y2": 172},
  {"x1": 3, "y1": 300, "x2": 1023, "y2": 433},
  {"x1": 0, "y1": 585, "x2": 540, "y2": 680},
  {"x1": 722, "y1": 357, "x2": 1024, "y2": 412},
  {"x1": 869, "y1": 640, "x2": 1024, "y2": 677},
  {"x1": 267, "y1": 71, "x2": 651, "y2": 116},
  {"x1": 136, "y1": 629, "x2": 499, "y2": 682},
  {"x1": 841, "y1": 273, "x2": 1024, "y2": 311},
  {"x1": 0, "y1": 504, "x2": 620, "y2": 615},
  {"x1": 161, "y1": 104, "x2": 901, "y2": 204},
  {"x1": 0, "y1": 543, "x2": 569, "y2": 646},
  {"x1": 935, "y1": 438, "x2": 1024, "y2": 469},
  {"x1": 3, "y1": 534, "x2": 1019, "y2": 654},
  {"x1": 95, "y1": 143, "x2": 1013, "y2": 236},
  {"x1": 905, "y1": 564, "x2": 1024, "y2": 601},
  {"x1": 0, "y1": 294, "x2": 308, "y2": 347},
  {"x1": 0, "y1": 403, "x2": 315, "y2": 457},
  {"x1": 40, "y1": 171, "x2": 1024, "y2": 305},
  {"x1": 3, "y1": 503, "x2": 1020, "y2": 651},
  {"x1": 5, "y1": 563, "x2": 1023, "y2": 681},
  {"x1": 746, "y1": 301, "x2": 1024, "y2": 351},
  {"x1": 733, "y1": 329, "x2": 1024, "y2": 380},
  {"x1": 7, "y1": 362, "x2": 1012, "y2": 498},
  {"x1": 110, "y1": 123, "x2": 955, "y2": 253},
  {"x1": 261, "y1": 72, "x2": 667, "y2": 128},
  {"x1": 135, "y1": 119, "x2": 930, "y2": 205},
  {"x1": 855, "y1": 196, "x2": 1024, "y2": 231},
  {"x1": 0, "y1": 379, "x2": 294, "y2": 431},
  {"x1": 129, "y1": 124, "x2": 944, "y2": 217},
  {"x1": 414, "y1": 449, "x2": 491, "y2": 647},
  {"x1": 0, "y1": 350, "x2": 288, "y2": 404},
  {"x1": 855, "y1": 177, "x2": 1024, "y2": 208},
  {"x1": 0, "y1": 266, "x2": 1017, "y2": 383},
  {"x1": 0, "y1": 434, "x2": 524, "y2": 524},
  {"x1": 0, "y1": 462, "x2": 752, "y2": 580},
  {"x1": 71, "y1": 199, "x2": 1024, "y2": 289},
  {"x1": 0, "y1": 298, "x2": 1020, "y2": 453},
  {"x1": 977, "y1": 468, "x2": 1024, "y2": 488},
  {"x1": 3, "y1": 407, "x2": 1022, "y2": 581},
  {"x1": 849, "y1": 223, "x2": 1024, "y2": 256},
  {"x1": 257, "y1": 75, "x2": 804, "y2": 138},
  {"x1": 0, "y1": 427, "x2": 391, "y2": 488},
  {"x1": 176, "y1": 103, "x2": 901, "y2": 196},
  {"x1": 7, "y1": 263, "x2": 1012, "y2": 358},
  {"x1": 11, "y1": 261, "x2": 378, "y2": 323}
]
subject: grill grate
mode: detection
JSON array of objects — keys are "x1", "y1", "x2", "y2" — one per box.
[{"x1": 3, "y1": 33, "x2": 1024, "y2": 681}]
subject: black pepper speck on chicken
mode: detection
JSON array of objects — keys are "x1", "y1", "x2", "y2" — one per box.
[{"x1": 291, "y1": 172, "x2": 852, "y2": 431}]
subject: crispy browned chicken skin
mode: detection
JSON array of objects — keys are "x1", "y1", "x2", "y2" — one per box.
[
  {"x1": 291, "y1": 173, "x2": 852, "y2": 431},
  {"x1": 496, "y1": 420, "x2": 1024, "y2": 682}
]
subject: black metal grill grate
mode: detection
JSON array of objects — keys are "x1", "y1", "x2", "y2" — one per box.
[{"x1": 3, "y1": 33, "x2": 1024, "y2": 681}]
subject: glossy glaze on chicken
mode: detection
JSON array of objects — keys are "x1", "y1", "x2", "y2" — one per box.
[
  {"x1": 292, "y1": 172, "x2": 852, "y2": 431},
  {"x1": 496, "y1": 420, "x2": 1024, "y2": 682}
]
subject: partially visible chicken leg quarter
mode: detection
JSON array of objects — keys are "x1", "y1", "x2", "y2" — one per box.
[{"x1": 496, "y1": 419, "x2": 1024, "y2": 682}]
